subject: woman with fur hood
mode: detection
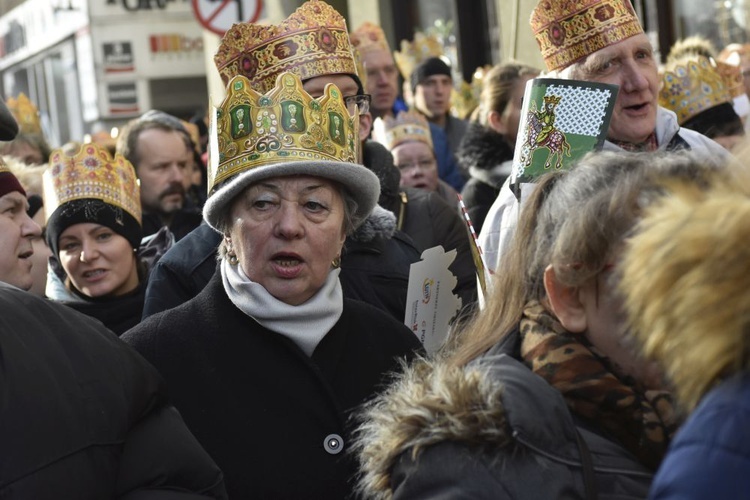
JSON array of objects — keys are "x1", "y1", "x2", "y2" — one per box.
[
  {"x1": 456, "y1": 63, "x2": 538, "y2": 233},
  {"x1": 354, "y1": 151, "x2": 720, "y2": 499},
  {"x1": 620, "y1": 159, "x2": 750, "y2": 499}
]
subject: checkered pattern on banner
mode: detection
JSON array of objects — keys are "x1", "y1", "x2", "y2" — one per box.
[{"x1": 545, "y1": 85, "x2": 614, "y2": 136}]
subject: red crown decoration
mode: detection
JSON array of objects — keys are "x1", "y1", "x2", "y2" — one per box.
[
  {"x1": 43, "y1": 143, "x2": 142, "y2": 224},
  {"x1": 214, "y1": 0, "x2": 358, "y2": 94},
  {"x1": 659, "y1": 55, "x2": 733, "y2": 125},
  {"x1": 530, "y1": 0, "x2": 644, "y2": 72}
]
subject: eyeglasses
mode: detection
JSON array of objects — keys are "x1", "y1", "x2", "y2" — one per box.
[
  {"x1": 396, "y1": 158, "x2": 436, "y2": 173},
  {"x1": 344, "y1": 94, "x2": 371, "y2": 115}
]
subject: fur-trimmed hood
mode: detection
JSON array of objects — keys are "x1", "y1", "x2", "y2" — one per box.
[
  {"x1": 621, "y1": 174, "x2": 750, "y2": 412},
  {"x1": 456, "y1": 122, "x2": 515, "y2": 187},
  {"x1": 353, "y1": 343, "x2": 587, "y2": 499},
  {"x1": 349, "y1": 204, "x2": 397, "y2": 243}
]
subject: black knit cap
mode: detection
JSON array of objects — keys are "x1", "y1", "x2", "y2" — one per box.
[
  {"x1": 410, "y1": 57, "x2": 452, "y2": 92},
  {"x1": 45, "y1": 199, "x2": 142, "y2": 259}
]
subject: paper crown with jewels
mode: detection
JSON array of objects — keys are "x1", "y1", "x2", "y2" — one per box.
[
  {"x1": 43, "y1": 143, "x2": 142, "y2": 225},
  {"x1": 214, "y1": 0, "x2": 358, "y2": 94},
  {"x1": 530, "y1": 0, "x2": 644, "y2": 73},
  {"x1": 6, "y1": 93, "x2": 42, "y2": 135},
  {"x1": 351, "y1": 22, "x2": 390, "y2": 56},
  {"x1": 393, "y1": 31, "x2": 445, "y2": 80},
  {"x1": 451, "y1": 65, "x2": 492, "y2": 119},
  {"x1": 372, "y1": 110, "x2": 433, "y2": 151},
  {"x1": 203, "y1": 71, "x2": 380, "y2": 232},
  {"x1": 716, "y1": 60, "x2": 750, "y2": 118},
  {"x1": 659, "y1": 55, "x2": 733, "y2": 125}
]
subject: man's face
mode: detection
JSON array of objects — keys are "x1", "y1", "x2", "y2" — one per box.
[
  {"x1": 134, "y1": 128, "x2": 189, "y2": 216},
  {"x1": 414, "y1": 74, "x2": 453, "y2": 119},
  {"x1": 573, "y1": 34, "x2": 658, "y2": 144},
  {"x1": 0, "y1": 191, "x2": 41, "y2": 290},
  {"x1": 303, "y1": 74, "x2": 372, "y2": 142},
  {"x1": 362, "y1": 49, "x2": 400, "y2": 117}
]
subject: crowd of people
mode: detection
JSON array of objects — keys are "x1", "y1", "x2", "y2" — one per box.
[{"x1": 1, "y1": 0, "x2": 749, "y2": 498}]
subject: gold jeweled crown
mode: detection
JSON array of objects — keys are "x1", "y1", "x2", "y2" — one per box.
[
  {"x1": 451, "y1": 65, "x2": 492, "y2": 119},
  {"x1": 659, "y1": 55, "x2": 733, "y2": 125},
  {"x1": 716, "y1": 60, "x2": 745, "y2": 99},
  {"x1": 530, "y1": 0, "x2": 644, "y2": 73},
  {"x1": 208, "y1": 71, "x2": 359, "y2": 194},
  {"x1": 214, "y1": 0, "x2": 358, "y2": 94},
  {"x1": 372, "y1": 110, "x2": 433, "y2": 151},
  {"x1": 44, "y1": 143, "x2": 142, "y2": 224},
  {"x1": 6, "y1": 93, "x2": 42, "y2": 135},
  {"x1": 394, "y1": 31, "x2": 445, "y2": 80},
  {"x1": 351, "y1": 22, "x2": 390, "y2": 55}
]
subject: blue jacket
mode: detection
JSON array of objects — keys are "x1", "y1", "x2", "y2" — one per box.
[{"x1": 649, "y1": 372, "x2": 750, "y2": 499}]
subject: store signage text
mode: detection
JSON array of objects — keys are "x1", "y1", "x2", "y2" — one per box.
[{"x1": 106, "y1": 0, "x2": 188, "y2": 12}]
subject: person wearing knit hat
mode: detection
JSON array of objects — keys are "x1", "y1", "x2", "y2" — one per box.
[
  {"x1": 42, "y1": 143, "x2": 163, "y2": 335},
  {"x1": 477, "y1": 0, "x2": 730, "y2": 274},
  {"x1": 0, "y1": 156, "x2": 42, "y2": 291}
]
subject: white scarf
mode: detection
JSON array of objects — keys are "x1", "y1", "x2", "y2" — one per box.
[{"x1": 221, "y1": 258, "x2": 343, "y2": 356}]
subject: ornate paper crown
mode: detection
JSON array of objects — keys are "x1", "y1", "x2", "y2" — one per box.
[
  {"x1": 530, "y1": 0, "x2": 644, "y2": 72},
  {"x1": 208, "y1": 71, "x2": 359, "y2": 194},
  {"x1": 214, "y1": 0, "x2": 358, "y2": 93},
  {"x1": 372, "y1": 110, "x2": 433, "y2": 151},
  {"x1": 6, "y1": 93, "x2": 42, "y2": 135},
  {"x1": 351, "y1": 22, "x2": 390, "y2": 55},
  {"x1": 43, "y1": 143, "x2": 142, "y2": 225},
  {"x1": 394, "y1": 31, "x2": 445, "y2": 80},
  {"x1": 659, "y1": 56, "x2": 733, "y2": 125},
  {"x1": 716, "y1": 61, "x2": 745, "y2": 99},
  {"x1": 452, "y1": 65, "x2": 492, "y2": 119}
]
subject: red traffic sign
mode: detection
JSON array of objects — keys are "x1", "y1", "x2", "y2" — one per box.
[{"x1": 192, "y1": 0, "x2": 263, "y2": 36}]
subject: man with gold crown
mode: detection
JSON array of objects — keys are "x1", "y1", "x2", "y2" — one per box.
[
  {"x1": 144, "y1": 0, "x2": 477, "y2": 320},
  {"x1": 123, "y1": 10, "x2": 423, "y2": 499},
  {"x1": 478, "y1": 0, "x2": 730, "y2": 273},
  {"x1": 351, "y1": 22, "x2": 466, "y2": 191},
  {"x1": 1, "y1": 93, "x2": 51, "y2": 166}
]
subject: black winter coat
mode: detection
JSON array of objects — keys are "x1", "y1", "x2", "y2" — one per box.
[
  {"x1": 456, "y1": 122, "x2": 515, "y2": 234},
  {"x1": 0, "y1": 283, "x2": 226, "y2": 499},
  {"x1": 124, "y1": 272, "x2": 422, "y2": 499}
]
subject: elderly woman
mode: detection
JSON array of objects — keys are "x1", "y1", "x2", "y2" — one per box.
[
  {"x1": 43, "y1": 143, "x2": 170, "y2": 334},
  {"x1": 122, "y1": 72, "x2": 421, "y2": 499},
  {"x1": 353, "y1": 151, "x2": 719, "y2": 499}
]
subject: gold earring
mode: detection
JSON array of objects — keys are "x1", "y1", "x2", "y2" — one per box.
[
  {"x1": 228, "y1": 251, "x2": 239, "y2": 265},
  {"x1": 331, "y1": 256, "x2": 341, "y2": 269}
]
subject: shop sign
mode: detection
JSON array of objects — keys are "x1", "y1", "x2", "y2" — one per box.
[
  {"x1": 108, "y1": 82, "x2": 139, "y2": 114},
  {"x1": 103, "y1": 41, "x2": 135, "y2": 73},
  {"x1": 105, "y1": 0, "x2": 189, "y2": 12},
  {"x1": 149, "y1": 34, "x2": 203, "y2": 54}
]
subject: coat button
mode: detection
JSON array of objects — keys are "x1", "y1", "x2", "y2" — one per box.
[{"x1": 324, "y1": 433, "x2": 344, "y2": 455}]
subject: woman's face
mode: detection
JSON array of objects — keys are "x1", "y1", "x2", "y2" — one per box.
[
  {"x1": 500, "y1": 73, "x2": 536, "y2": 146},
  {"x1": 392, "y1": 141, "x2": 439, "y2": 192},
  {"x1": 58, "y1": 222, "x2": 139, "y2": 298},
  {"x1": 226, "y1": 175, "x2": 347, "y2": 306}
]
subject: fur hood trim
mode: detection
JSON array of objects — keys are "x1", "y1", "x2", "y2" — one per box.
[
  {"x1": 456, "y1": 122, "x2": 514, "y2": 174},
  {"x1": 350, "y1": 205, "x2": 397, "y2": 243},
  {"x1": 621, "y1": 175, "x2": 750, "y2": 411},
  {"x1": 353, "y1": 356, "x2": 511, "y2": 500}
]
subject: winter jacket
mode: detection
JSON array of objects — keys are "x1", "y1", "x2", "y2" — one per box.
[
  {"x1": 457, "y1": 122, "x2": 515, "y2": 234},
  {"x1": 0, "y1": 282, "x2": 227, "y2": 499},
  {"x1": 356, "y1": 331, "x2": 653, "y2": 500},
  {"x1": 477, "y1": 107, "x2": 731, "y2": 272},
  {"x1": 123, "y1": 272, "x2": 422, "y2": 499},
  {"x1": 649, "y1": 372, "x2": 750, "y2": 499}
]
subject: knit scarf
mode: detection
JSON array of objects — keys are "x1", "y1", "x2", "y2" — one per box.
[
  {"x1": 221, "y1": 258, "x2": 343, "y2": 357},
  {"x1": 519, "y1": 300, "x2": 678, "y2": 471},
  {"x1": 610, "y1": 132, "x2": 658, "y2": 152}
]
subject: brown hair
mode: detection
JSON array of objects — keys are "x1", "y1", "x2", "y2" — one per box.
[
  {"x1": 477, "y1": 62, "x2": 539, "y2": 127},
  {"x1": 446, "y1": 150, "x2": 719, "y2": 367}
]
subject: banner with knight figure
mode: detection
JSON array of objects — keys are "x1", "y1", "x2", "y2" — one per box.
[{"x1": 509, "y1": 78, "x2": 618, "y2": 199}]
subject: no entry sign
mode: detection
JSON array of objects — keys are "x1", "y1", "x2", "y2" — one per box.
[{"x1": 192, "y1": 0, "x2": 263, "y2": 36}]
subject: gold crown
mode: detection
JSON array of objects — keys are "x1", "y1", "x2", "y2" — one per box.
[
  {"x1": 351, "y1": 22, "x2": 390, "y2": 55},
  {"x1": 372, "y1": 110, "x2": 433, "y2": 151},
  {"x1": 530, "y1": 0, "x2": 644, "y2": 72},
  {"x1": 6, "y1": 93, "x2": 42, "y2": 135},
  {"x1": 214, "y1": 0, "x2": 358, "y2": 94},
  {"x1": 716, "y1": 60, "x2": 745, "y2": 99},
  {"x1": 659, "y1": 56, "x2": 732, "y2": 125},
  {"x1": 394, "y1": 31, "x2": 444, "y2": 79},
  {"x1": 208, "y1": 71, "x2": 359, "y2": 193},
  {"x1": 44, "y1": 143, "x2": 142, "y2": 224},
  {"x1": 544, "y1": 94, "x2": 563, "y2": 105},
  {"x1": 451, "y1": 65, "x2": 492, "y2": 119}
]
